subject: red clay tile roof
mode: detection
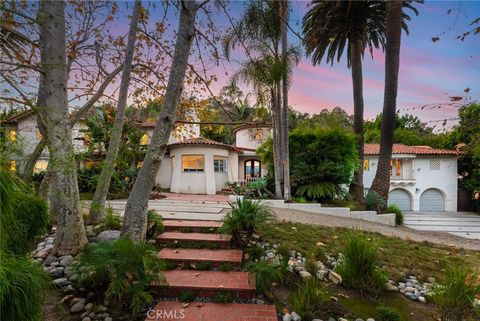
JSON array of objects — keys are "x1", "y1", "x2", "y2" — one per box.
[
  {"x1": 168, "y1": 137, "x2": 243, "y2": 153},
  {"x1": 364, "y1": 144, "x2": 460, "y2": 156}
]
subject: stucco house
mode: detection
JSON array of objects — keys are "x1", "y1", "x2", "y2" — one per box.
[
  {"x1": 363, "y1": 144, "x2": 459, "y2": 212},
  {"x1": 4, "y1": 110, "x2": 459, "y2": 212}
]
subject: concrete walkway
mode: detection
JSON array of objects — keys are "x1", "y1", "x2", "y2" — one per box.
[{"x1": 404, "y1": 211, "x2": 480, "y2": 240}]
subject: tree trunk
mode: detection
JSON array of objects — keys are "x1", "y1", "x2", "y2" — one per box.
[
  {"x1": 271, "y1": 86, "x2": 283, "y2": 200},
  {"x1": 38, "y1": 0, "x2": 87, "y2": 255},
  {"x1": 370, "y1": 0, "x2": 403, "y2": 210},
  {"x1": 88, "y1": 0, "x2": 141, "y2": 224},
  {"x1": 121, "y1": 0, "x2": 199, "y2": 241},
  {"x1": 348, "y1": 38, "x2": 366, "y2": 202},
  {"x1": 280, "y1": 0, "x2": 291, "y2": 201}
]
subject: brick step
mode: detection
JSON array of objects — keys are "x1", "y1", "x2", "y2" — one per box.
[
  {"x1": 163, "y1": 220, "x2": 223, "y2": 232},
  {"x1": 159, "y1": 248, "x2": 243, "y2": 267},
  {"x1": 151, "y1": 270, "x2": 256, "y2": 299},
  {"x1": 156, "y1": 232, "x2": 231, "y2": 248},
  {"x1": 146, "y1": 301, "x2": 277, "y2": 321}
]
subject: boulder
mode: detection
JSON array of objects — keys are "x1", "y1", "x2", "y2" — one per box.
[
  {"x1": 35, "y1": 250, "x2": 49, "y2": 259},
  {"x1": 328, "y1": 271, "x2": 342, "y2": 284},
  {"x1": 59, "y1": 255, "x2": 74, "y2": 267},
  {"x1": 48, "y1": 267, "x2": 65, "y2": 278},
  {"x1": 97, "y1": 230, "x2": 121, "y2": 243},
  {"x1": 291, "y1": 312, "x2": 301, "y2": 321},
  {"x1": 70, "y1": 299, "x2": 86, "y2": 313},
  {"x1": 44, "y1": 255, "x2": 58, "y2": 266},
  {"x1": 299, "y1": 271, "x2": 312, "y2": 279},
  {"x1": 52, "y1": 278, "x2": 69, "y2": 287}
]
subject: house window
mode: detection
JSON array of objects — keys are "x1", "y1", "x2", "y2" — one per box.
[
  {"x1": 213, "y1": 156, "x2": 227, "y2": 173},
  {"x1": 10, "y1": 160, "x2": 16, "y2": 172},
  {"x1": 389, "y1": 159, "x2": 402, "y2": 177},
  {"x1": 182, "y1": 155, "x2": 204, "y2": 172},
  {"x1": 36, "y1": 128, "x2": 43, "y2": 140},
  {"x1": 430, "y1": 159, "x2": 440, "y2": 170},
  {"x1": 34, "y1": 160, "x2": 48, "y2": 174},
  {"x1": 8, "y1": 129, "x2": 16, "y2": 142},
  {"x1": 363, "y1": 159, "x2": 369, "y2": 171},
  {"x1": 140, "y1": 133, "x2": 150, "y2": 146}
]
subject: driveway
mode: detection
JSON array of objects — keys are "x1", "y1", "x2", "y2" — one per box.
[{"x1": 404, "y1": 211, "x2": 480, "y2": 240}]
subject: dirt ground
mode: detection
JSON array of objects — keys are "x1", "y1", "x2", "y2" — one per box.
[{"x1": 271, "y1": 208, "x2": 480, "y2": 251}]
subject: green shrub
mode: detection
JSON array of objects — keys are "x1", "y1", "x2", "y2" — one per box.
[
  {"x1": 213, "y1": 291, "x2": 233, "y2": 303},
  {"x1": 218, "y1": 198, "x2": 273, "y2": 245},
  {"x1": 179, "y1": 291, "x2": 195, "y2": 302},
  {"x1": 276, "y1": 243, "x2": 291, "y2": 258},
  {"x1": 220, "y1": 263, "x2": 234, "y2": 272},
  {"x1": 366, "y1": 190, "x2": 386, "y2": 213},
  {"x1": 245, "y1": 245, "x2": 266, "y2": 260},
  {"x1": 7, "y1": 193, "x2": 50, "y2": 255},
  {"x1": 335, "y1": 233, "x2": 387, "y2": 295},
  {"x1": 103, "y1": 206, "x2": 122, "y2": 230},
  {"x1": 375, "y1": 306, "x2": 402, "y2": 321},
  {"x1": 387, "y1": 204, "x2": 404, "y2": 226},
  {"x1": 431, "y1": 264, "x2": 480, "y2": 321},
  {"x1": 146, "y1": 210, "x2": 164, "y2": 239},
  {"x1": 0, "y1": 252, "x2": 48, "y2": 321},
  {"x1": 290, "y1": 278, "x2": 323, "y2": 320},
  {"x1": 195, "y1": 261, "x2": 212, "y2": 270},
  {"x1": 245, "y1": 261, "x2": 283, "y2": 294},
  {"x1": 257, "y1": 127, "x2": 358, "y2": 202},
  {"x1": 74, "y1": 238, "x2": 164, "y2": 315}
]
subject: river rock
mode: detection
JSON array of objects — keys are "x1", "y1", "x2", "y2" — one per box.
[
  {"x1": 97, "y1": 230, "x2": 121, "y2": 242},
  {"x1": 283, "y1": 313, "x2": 292, "y2": 321},
  {"x1": 59, "y1": 255, "x2": 74, "y2": 267},
  {"x1": 48, "y1": 267, "x2": 64, "y2": 278},
  {"x1": 328, "y1": 271, "x2": 342, "y2": 284},
  {"x1": 44, "y1": 255, "x2": 58, "y2": 266},
  {"x1": 291, "y1": 312, "x2": 301, "y2": 321},
  {"x1": 299, "y1": 271, "x2": 312, "y2": 279},
  {"x1": 70, "y1": 299, "x2": 86, "y2": 313},
  {"x1": 52, "y1": 278, "x2": 69, "y2": 287}
]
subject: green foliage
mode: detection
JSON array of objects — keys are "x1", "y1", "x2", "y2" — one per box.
[
  {"x1": 336, "y1": 233, "x2": 387, "y2": 295},
  {"x1": 146, "y1": 210, "x2": 164, "y2": 239},
  {"x1": 103, "y1": 206, "x2": 122, "y2": 230},
  {"x1": 213, "y1": 291, "x2": 233, "y2": 303},
  {"x1": 290, "y1": 278, "x2": 323, "y2": 320},
  {"x1": 245, "y1": 261, "x2": 283, "y2": 294},
  {"x1": 387, "y1": 204, "x2": 404, "y2": 226},
  {"x1": 74, "y1": 238, "x2": 164, "y2": 316},
  {"x1": 195, "y1": 261, "x2": 212, "y2": 271},
  {"x1": 276, "y1": 243, "x2": 291, "y2": 258},
  {"x1": 258, "y1": 127, "x2": 358, "y2": 202},
  {"x1": 366, "y1": 190, "x2": 386, "y2": 213},
  {"x1": 245, "y1": 245, "x2": 266, "y2": 260},
  {"x1": 431, "y1": 263, "x2": 480, "y2": 321},
  {"x1": 218, "y1": 198, "x2": 273, "y2": 244},
  {"x1": 375, "y1": 306, "x2": 402, "y2": 321},
  {"x1": 77, "y1": 166, "x2": 139, "y2": 198},
  {"x1": 220, "y1": 263, "x2": 234, "y2": 272},
  {"x1": 179, "y1": 291, "x2": 195, "y2": 302},
  {"x1": 305, "y1": 256, "x2": 319, "y2": 275},
  {"x1": 0, "y1": 252, "x2": 48, "y2": 321},
  {"x1": 7, "y1": 193, "x2": 50, "y2": 255}
]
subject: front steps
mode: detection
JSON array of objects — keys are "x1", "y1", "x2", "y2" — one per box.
[
  {"x1": 147, "y1": 219, "x2": 277, "y2": 321},
  {"x1": 159, "y1": 248, "x2": 243, "y2": 268},
  {"x1": 146, "y1": 301, "x2": 277, "y2": 321},
  {"x1": 151, "y1": 270, "x2": 256, "y2": 299},
  {"x1": 156, "y1": 232, "x2": 232, "y2": 248}
]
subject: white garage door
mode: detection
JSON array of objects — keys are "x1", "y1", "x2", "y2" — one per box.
[
  {"x1": 388, "y1": 189, "x2": 411, "y2": 211},
  {"x1": 420, "y1": 189, "x2": 445, "y2": 211}
]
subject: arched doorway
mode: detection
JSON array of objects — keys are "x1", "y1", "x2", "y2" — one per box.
[
  {"x1": 244, "y1": 159, "x2": 261, "y2": 179},
  {"x1": 420, "y1": 189, "x2": 445, "y2": 212},
  {"x1": 388, "y1": 189, "x2": 412, "y2": 211}
]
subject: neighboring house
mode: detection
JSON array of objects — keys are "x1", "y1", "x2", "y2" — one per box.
[
  {"x1": 363, "y1": 144, "x2": 459, "y2": 212},
  {"x1": 3, "y1": 110, "x2": 459, "y2": 212}
]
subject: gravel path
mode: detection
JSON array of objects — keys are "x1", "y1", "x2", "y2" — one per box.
[{"x1": 272, "y1": 208, "x2": 480, "y2": 251}]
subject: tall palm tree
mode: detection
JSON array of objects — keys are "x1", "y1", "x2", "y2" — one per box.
[
  {"x1": 302, "y1": 0, "x2": 419, "y2": 202},
  {"x1": 370, "y1": 0, "x2": 406, "y2": 205},
  {"x1": 224, "y1": 0, "x2": 300, "y2": 199}
]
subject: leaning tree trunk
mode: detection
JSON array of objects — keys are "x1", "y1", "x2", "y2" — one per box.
[
  {"x1": 121, "y1": 0, "x2": 199, "y2": 241},
  {"x1": 37, "y1": 0, "x2": 87, "y2": 255},
  {"x1": 22, "y1": 136, "x2": 47, "y2": 182},
  {"x1": 88, "y1": 0, "x2": 141, "y2": 224},
  {"x1": 370, "y1": 0, "x2": 403, "y2": 210},
  {"x1": 280, "y1": 0, "x2": 291, "y2": 201},
  {"x1": 348, "y1": 38, "x2": 366, "y2": 202},
  {"x1": 271, "y1": 86, "x2": 283, "y2": 200}
]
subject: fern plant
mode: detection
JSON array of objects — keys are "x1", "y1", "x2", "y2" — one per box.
[
  {"x1": 245, "y1": 261, "x2": 283, "y2": 296},
  {"x1": 74, "y1": 238, "x2": 165, "y2": 315},
  {"x1": 218, "y1": 198, "x2": 273, "y2": 245},
  {"x1": 296, "y1": 182, "x2": 348, "y2": 201}
]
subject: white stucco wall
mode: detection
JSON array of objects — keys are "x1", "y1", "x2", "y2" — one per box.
[
  {"x1": 154, "y1": 157, "x2": 173, "y2": 189},
  {"x1": 363, "y1": 155, "x2": 458, "y2": 211},
  {"x1": 169, "y1": 146, "x2": 234, "y2": 194},
  {"x1": 235, "y1": 127, "x2": 271, "y2": 149}
]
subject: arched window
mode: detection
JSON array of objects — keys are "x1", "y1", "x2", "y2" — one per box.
[{"x1": 244, "y1": 159, "x2": 261, "y2": 178}]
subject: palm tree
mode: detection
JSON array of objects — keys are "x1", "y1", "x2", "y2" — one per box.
[
  {"x1": 224, "y1": 0, "x2": 300, "y2": 199},
  {"x1": 370, "y1": 0, "x2": 408, "y2": 205},
  {"x1": 302, "y1": 0, "x2": 419, "y2": 202}
]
